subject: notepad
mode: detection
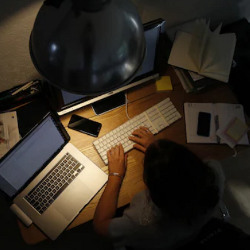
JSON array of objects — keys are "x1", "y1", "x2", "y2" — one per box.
[
  {"x1": 156, "y1": 76, "x2": 173, "y2": 91},
  {"x1": 216, "y1": 117, "x2": 249, "y2": 148},
  {"x1": 184, "y1": 102, "x2": 249, "y2": 145}
]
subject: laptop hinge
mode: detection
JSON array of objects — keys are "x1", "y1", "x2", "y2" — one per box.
[{"x1": 10, "y1": 204, "x2": 33, "y2": 227}]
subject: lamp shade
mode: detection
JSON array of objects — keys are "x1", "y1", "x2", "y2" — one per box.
[{"x1": 29, "y1": 0, "x2": 145, "y2": 94}]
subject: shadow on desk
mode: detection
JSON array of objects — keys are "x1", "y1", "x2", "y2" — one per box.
[{"x1": 0, "y1": 198, "x2": 113, "y2": 250}]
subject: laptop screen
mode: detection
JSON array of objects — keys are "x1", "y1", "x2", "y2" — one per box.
[{"x1": 0, "y1": 115, "x2": 66, "y2": 198}]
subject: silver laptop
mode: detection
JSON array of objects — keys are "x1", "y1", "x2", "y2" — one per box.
[{"x1": 0, "y1": 113, "x2": 107, "y2": 240}]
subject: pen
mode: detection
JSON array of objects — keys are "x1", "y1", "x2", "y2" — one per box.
[
  {"x1": 11, "y1": 80, "x2": 38, "y2": 96},
  {"x1": 215, "y1": 115, "x2": 220, "y2": 143}
]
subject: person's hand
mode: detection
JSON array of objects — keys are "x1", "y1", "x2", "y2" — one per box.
[
  {"x1": 107, "y1": 144, "x2": 127, "y2": 178},
  {"x1": 129, "y1": 126, "x2": 155, "y2": 153}
]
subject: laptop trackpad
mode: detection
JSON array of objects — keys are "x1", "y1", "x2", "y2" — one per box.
[{"x1": 54, "y1": 179, "x2": 93, "y2": 221}]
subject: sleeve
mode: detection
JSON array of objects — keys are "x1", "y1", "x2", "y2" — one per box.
[{"x1": 108, "y1": 190, "x2": 148, "y2": 248}]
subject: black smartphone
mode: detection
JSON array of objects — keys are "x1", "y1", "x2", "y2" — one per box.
[
  {"x1": 68, "y1": 114, "x2": 102, "y2": 137},
  {"x1": 197, "y1": 112, "x2": 211, "y2": 137}
]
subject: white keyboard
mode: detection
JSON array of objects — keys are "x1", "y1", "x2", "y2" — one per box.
[{"x1": 93, "y1": 98, "x2": 181, "y2": 164}]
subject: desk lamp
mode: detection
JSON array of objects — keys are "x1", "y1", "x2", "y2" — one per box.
[{"x1": 29, "y1": 0, "x2": 145, "y2": 95}]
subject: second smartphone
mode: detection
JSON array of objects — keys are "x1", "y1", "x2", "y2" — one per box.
[
  {"x1": 197, "y1": 111, "x2": 211, "y2": 137},
  {"x1": 68, "y1": 114, "x2": 102, "y2": 137}
]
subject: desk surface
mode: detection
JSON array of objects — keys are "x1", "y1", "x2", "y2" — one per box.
[{"x1": 17, "y1": 66, "x2": 249, "y2": 244}]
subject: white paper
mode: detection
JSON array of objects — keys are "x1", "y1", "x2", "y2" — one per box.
[
  {"x1": 184, "y1": 102, "x2": 249, "y2": 145},
  {"x1": 0, "y1": 112, "x2": 20, "y2": 158}
]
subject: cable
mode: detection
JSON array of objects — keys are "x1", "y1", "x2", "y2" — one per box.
[{"x1": 125, "y1": 92, "x2": 131, "y2": 120}]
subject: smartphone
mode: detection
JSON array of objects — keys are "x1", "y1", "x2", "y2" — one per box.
[
  {"x1": 68, "y1": 114, "x2": 102, "y2": 137},
  {"x1": 197, "y1": 112, "x2": 211, "y2": 137}
]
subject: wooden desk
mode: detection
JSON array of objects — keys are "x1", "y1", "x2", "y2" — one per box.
[{"x1": 17, "y1": 66, "x2": 249, "y2": 244}]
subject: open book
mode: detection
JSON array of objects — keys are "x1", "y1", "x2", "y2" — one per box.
[
  {"x1": 184, "y1": 102, "x2": 249, "y2": 145},
  {"x1": 168, "y1": 19, "x2": 236, "y2": 83}
]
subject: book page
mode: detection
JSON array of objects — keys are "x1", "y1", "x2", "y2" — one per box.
[
  {"x1": 168, "y1": 31, "x2": 198, "y2": 72},
  {"x1": 189, "y1": 19, "x2": 210, "y2": 71},
  {"x1": 200, "y1": 33, "x2": 236, "y2": 82}
]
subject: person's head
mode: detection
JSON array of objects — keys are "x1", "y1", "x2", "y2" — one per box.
[{"x1": 143, "y1": 139, "x2": 219, "y2": 221}]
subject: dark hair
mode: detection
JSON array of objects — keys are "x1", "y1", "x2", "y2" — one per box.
[{"x1": 143, "y1": 140, "x2": 219, "y2": 221}]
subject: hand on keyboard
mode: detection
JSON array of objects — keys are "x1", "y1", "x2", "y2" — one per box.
[
  {"x1": 107, "y1": 144, "x2": 127, "y2": 178},
  {"x1": 129, "y1": 126, "x2": 155, "y2": 153}
]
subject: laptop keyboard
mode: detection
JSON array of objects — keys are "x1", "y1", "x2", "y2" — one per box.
[{"x1": 24, "y1": 153, "x2": 85, "y2": 214}]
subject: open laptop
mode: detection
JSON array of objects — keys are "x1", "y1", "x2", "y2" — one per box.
[{"x1": 0, "y1": 112, "x2": 108, "y2": 240}]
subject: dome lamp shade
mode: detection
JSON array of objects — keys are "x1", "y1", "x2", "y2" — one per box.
[{"x1": 29, "y1": 0, "x2": 146, "y2": 95}]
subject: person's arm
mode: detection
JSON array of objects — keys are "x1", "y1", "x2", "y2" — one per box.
[
  {"x1": 93, "y1": 144, "x2": 127, "y2": 236},
  {"x1": 93, "y1": 127, "x2": 154, "y2": 235}
]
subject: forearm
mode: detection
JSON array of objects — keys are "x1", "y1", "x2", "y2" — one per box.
[{"x1": 93, "y1": 175, "x2": 123, "y2": 235}]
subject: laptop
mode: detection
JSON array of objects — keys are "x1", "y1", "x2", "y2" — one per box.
[{"x1": 0, "y1": 112, "x2": 108, "y2": 240}]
